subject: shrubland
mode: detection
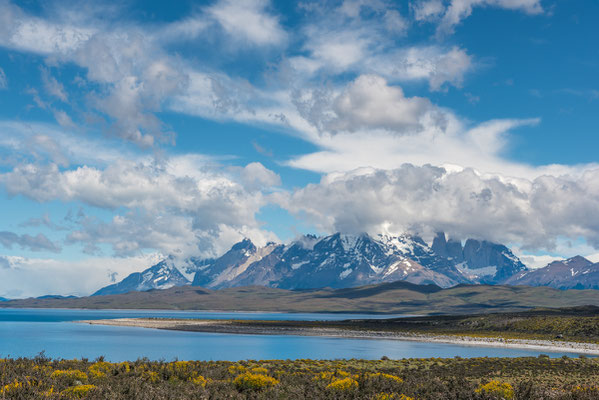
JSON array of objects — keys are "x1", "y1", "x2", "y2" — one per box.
[{"x1": 1, "y1": 354, "x2": 599, "y2": 399}]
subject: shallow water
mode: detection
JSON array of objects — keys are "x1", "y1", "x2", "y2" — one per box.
[{"x1": 0, "y1": 308, "x2": 587, "y2": 361}]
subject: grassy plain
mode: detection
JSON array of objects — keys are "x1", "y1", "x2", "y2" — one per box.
[
  {"x1": 4, "y1": 282, "x2": 599, "y2": 315},
  {"x1": 2, "y1": 355, "x2": 599, "y2": 399}
]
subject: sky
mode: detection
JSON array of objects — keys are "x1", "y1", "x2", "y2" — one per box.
[{"x1": 1, "y1": 0, "x2": 599, "y2": 298}]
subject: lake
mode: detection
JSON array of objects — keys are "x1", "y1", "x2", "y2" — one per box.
[{"x1": 0, "y1": 308, "x2": 587, "y2": 361}]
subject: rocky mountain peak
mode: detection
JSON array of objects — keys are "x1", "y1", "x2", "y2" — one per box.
[
  {"x1": 231, "y1": 238, "x2": 256, "y2": 253},
  {"x1": 94, "y1": 231, "x2": 532, "y2": 295},
  {"x1": 564, "y1": 255, "x2": 593, "y2": 268}
]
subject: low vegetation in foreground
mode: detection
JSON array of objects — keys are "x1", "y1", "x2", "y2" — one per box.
[{"x1": 2, "y1": 355, "x2": 599, "y2": 399}]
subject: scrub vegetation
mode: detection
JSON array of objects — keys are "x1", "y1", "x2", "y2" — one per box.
[{"x1": 1, "y1": 354, "x2": 599, "y2": 399}]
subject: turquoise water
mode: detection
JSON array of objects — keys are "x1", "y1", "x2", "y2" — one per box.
[{"x1": 0, "y1": 308, "x2": 587, "y2": 361}]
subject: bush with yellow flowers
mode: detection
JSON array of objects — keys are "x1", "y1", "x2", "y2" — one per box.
[
  {"x1": 233, "y1": 372, "x2": 279, "y2": 391},
  {"x1": 61, "y1": 384, "x2": 97, "y2": 399},
  {"x1": 372, "y1": 394, "x2": 414, "y2": 400},
  {"x1": 50, "y1": 369, "x2": 88, "y2": 385},
  {"x1": 326, "y1": 377, "x2": 359, "y2": 391},
  {"x1": 475, "y1": 380, "x2": 514, "y2": 399}
]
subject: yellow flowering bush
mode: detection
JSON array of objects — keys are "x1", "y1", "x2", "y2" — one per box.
[
  {"x1": 50, "y1": 369, "x2": 88, "y2": 384},
  {"x1": 475, "y1": 380, "x2": 514, "y2": 399},
  {"x1": 228, "y1": 364, "x2": 247, "y2": 375},
  {"x1": 373, "y1": 394, "x2": 414, "y2": 400},
  {"x1": 369, "y1": 372, "x2": 404, "y2": 384},
  {"x1": 1, "y1": 380, "x2": 23, "y2": 395},
  {"x1": 572, "y1": 385, "x2": 599, "y2": 394},
  {"x1": 88, "y1": 361, "x2": 113, "y2": 379},
  {"x1": 313, "y1": 371, "x2": 334, "y2": 381},
  {"x1": 250, "y1": 367, "x2": 269, "y2": 375},
  {"x1": 233, "y1": 372, "x2": 279, "y2": 390},
  {"x1": 326, "y1": 377, "x2": 359, "y2": 391},
  {"x1": 142, "y1": 370, "x2": 160, "y2": 383},
  {"x1": 42, "y1": 386, "x2": 55, "y2": 397},
  {"x1": 61, "y1": 384, "x2": 97, "y2": 398},
  {"x1": 189, "y1": 374, "x2": 208, "y2": 387}
]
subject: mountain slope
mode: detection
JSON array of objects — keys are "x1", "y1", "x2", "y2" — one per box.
[
  {"x1": 431, "y1": 233, "x2": 527, "y2": 284},
  {"x1": 191, "y1": 233, "x2": 526, "y2": 290},
  {"x1": 93, "y1": 258, "x2": 190, "y2": 296},
  {"x1": 506, "y1": 256, "x2": 599, "y2": 289},
  {"x1": 92, "y1": 232, "x2": 529, "y2": 295}
]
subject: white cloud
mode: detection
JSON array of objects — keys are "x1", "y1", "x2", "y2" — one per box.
[
  {"x1": 295, "y1": 74, "x2": 439, "y2": 134},
  {"x1": 206, "y1": 0, "x2": 286, "y2": 46},
  {"x1": 69, "y1": 32, "x2": 188, "y2": 147},
  {"x1": 0, "y1": 231, "x2": 61, "y2": 253},
  {"x1": 40, "y1": 67, "x2": 68, "y2": 102},
  {"x1": 280, "y1": 164, "x2": 599, "y2": 252},
  {"x1": 412, "y1": 0, "x2": 445, "y2": 21},
  {"x1": 0, "y1": 67, "x2": 6, "y2": 89},
  {"x1": 0, "y1": 253, "x2": 164, "y2": 298},
  {"x1": 433, "y1": 0, "x2": 544, "y2": 35},
  {"x1": 366, "y1": 46, "x2": 473, "y2": 91},
  {"x1": 0, "y1": 154, "x2": 279, "y2": 258},
  {"x1": 239, "y1": 162, "x2": 282, "y2": 190},
  {"x1": 0, "y1": 2, "x2": 188, "y2": 147},
  {"x1": 0, "y1": 120, "x2": 140, "y2": 167},
  {"x1": 0, "y1": 1, "x2": 93, "y2": 54},
  {"x1": 284, "y1": 75, "x2": 572, "y2": 179},
  {"x1": 288, "y1": 2, "x2": 464, "y2": 90}
]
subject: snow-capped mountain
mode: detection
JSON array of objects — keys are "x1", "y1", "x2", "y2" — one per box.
[
  {"x1": 93, "y1": 232, "x2": 530, "y2": 295},
  {"x1": 189, "y1": 232, "x2": 526, "y2": 290},
  {"x1": 93, "y1": 257, "x2": 190, "y2": 296},
  {"x1": 431, "y1": 233, "x2": 527, "y2": 284},
  {"x1": 505, "y1": 256, "x2": 599, "y2": 289}
]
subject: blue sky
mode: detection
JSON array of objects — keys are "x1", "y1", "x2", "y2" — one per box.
[{"x1": 1, "y1": 0, "x2": 599, "y2": 297}]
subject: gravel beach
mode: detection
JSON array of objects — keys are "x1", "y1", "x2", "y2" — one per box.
[{"x1": 76, "y1": 318, "x2": 599, "y2": 355}]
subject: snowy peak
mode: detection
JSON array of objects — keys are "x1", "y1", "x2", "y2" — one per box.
[
  {"x1": 192, "y1": 232, "x2": 472, "y2": 290},
  {"x1": 429, "y1": 233, "x2": 527, "y2": 283},
  {"x1": 93, "y1": 259, "x2": 190, "y2": 296},
  {"x1": 94, "y1": 232, "x2": 534, "y2": 295},
  {"x1": 506, "y1": 255, "x2": 599, "y2": 289},
  {"x1": 564, "y1": 255, "x2": 593, "y2": 268},
  {"x1": 191, "y1": 238, "x2": 282, "y2": 288}
]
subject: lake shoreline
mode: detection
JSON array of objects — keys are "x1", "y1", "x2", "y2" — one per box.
[{"x1": 77, "y1": 318, "x2": 599, "y2": 355}]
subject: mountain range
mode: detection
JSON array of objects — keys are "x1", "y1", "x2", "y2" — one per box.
[
  {"x1": 92, "y1": 232, "x2": 539, "y2": 296},
  {"x1": 506, "y1": 255, "x2": 599, "y2": 289},
  {"x1": 93, "y1": 257, "x2": 191, "y2": 296}
]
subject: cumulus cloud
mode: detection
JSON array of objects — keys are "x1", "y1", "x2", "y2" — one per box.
[
  {"x1": 367, "y1": 46, "x2": 473, "y2": 91},
  {"x1": 280, "y1": 164, "x2": 599, "y2": 251},
  {"x1": 239, "y1": 162, "x2": 282, "y2": 190},
  {"x1": 293, "y1": 74, "x2": 441, "y2": 135},
  {"x1": 0, "y1": 231, "x2": 61, "y2": 253},
  {"x1": 206, "y1": 0, "x2": 286, "y2": 46},
  {"x1": 69, "y1": 33, "x2": 187, "y2": 147},
  {"x1": 0, "y1": 156, "x2": 279, "y2": 258},
  {"x1": 412, "y1": 0, "x2": 446, "y2": 21},
  {"x1": 287, "y1": 2, "x2": 470, "y2": 91},
  {"x1": 286, "y1": 77, "x2": 567, "y2": 180},
  {"x1": 411, "y1": 0, "x2": 544, "y2": 36},
  {"x1": 329, "y1": 75, "x2": 437, "y2": 133}
]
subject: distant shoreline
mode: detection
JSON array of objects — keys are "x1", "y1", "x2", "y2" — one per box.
[{"x1": 76, "y1": 318, "x2": 599, "y2": 355}]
